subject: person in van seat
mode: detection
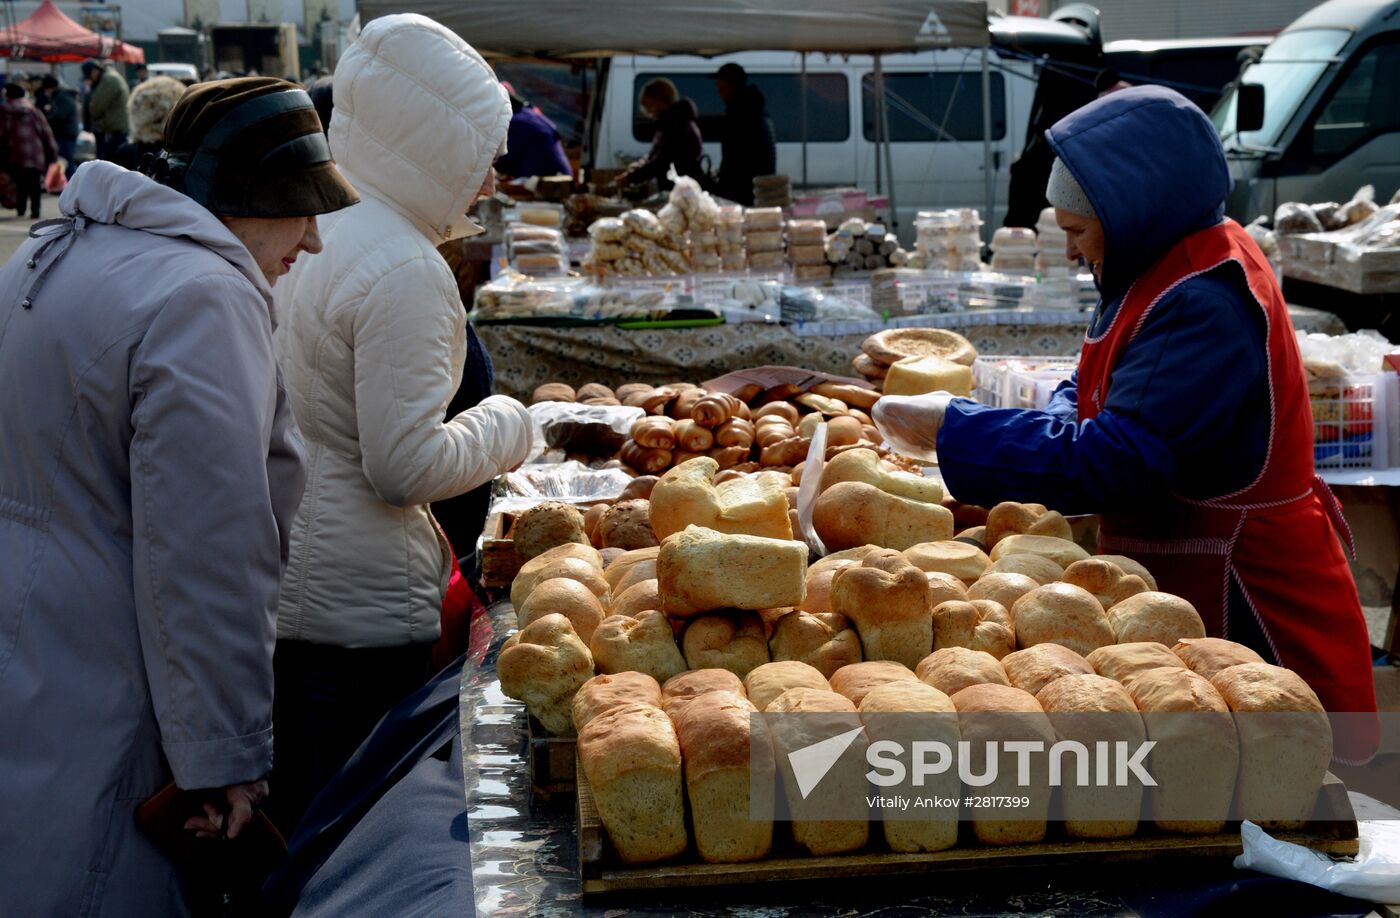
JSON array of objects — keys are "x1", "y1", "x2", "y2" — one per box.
[
  {"x1": 620, "y1": 76, "x2": 704, "y2": 190},
  {"x1": 710, "y1": 62, "x2": 775, "y2": 205},
  {"x1": 874, "y1": 86, "x2": 1379, "y2": 764}
]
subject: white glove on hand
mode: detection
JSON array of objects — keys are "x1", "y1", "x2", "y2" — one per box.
[{"x1": 872, "y1": 391, "x2": 957, "y2": 462}]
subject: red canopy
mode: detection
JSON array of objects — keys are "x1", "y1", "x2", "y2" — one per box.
[{"x1": 0, "y1": 1, "x2": 144, "y2": 64}]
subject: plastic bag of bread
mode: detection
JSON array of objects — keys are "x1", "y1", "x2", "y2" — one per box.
[
  {"x1": 745, "y1": 230, "x2": 784, "y2": 252},
  {"x1": 577, "y1": 703, "x2": 689, "y2": 863},
  {"x1": 672, "y1": 690, "x2": 776, "y2": 863},
  {"x1": 657, "y1": 202, "x2": 687, "y2": 237},
  {"x1": 1274, "y1": 202, "x2": 1324, "y2": 235},
  {"x1": 1337, "y1": 184, "x2": 1378, "y2": 228},
  {"x1": 786, "y1": 219, "x2": 828, "y2": 246},
  {"x1": 743, "y1": 206, "x2": 784, "y2": 231},
  {"x1": 622, "y1": 208, "x2": 667, "y2": 240},
  {"x1": 499, "y1": 613, "x2": 595, "y2": 736},
  {"x1": 589, "y1": 217, "x2": 629, "y2": 243}
]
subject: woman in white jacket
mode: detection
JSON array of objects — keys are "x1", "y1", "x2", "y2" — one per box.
[{"x1": 271, "y1": 14, "x2": 532, "y2": 830}]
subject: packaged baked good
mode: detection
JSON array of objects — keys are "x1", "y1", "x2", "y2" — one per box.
[
  {"x1": 623, "y1": 208, "x2": 667, "y2": 240},
  {"x1": 747, "y1": 250, "x2": 785, "y2": 270},
  {"x1": 743, "y1": 207, "x2": 785, "y2": 231},
  {"x1": 746, "y1": 230, "x2": 784, "y2": 252},
  {"x1": 786, "y1": 219, "x2": 828, "y2": 246}
]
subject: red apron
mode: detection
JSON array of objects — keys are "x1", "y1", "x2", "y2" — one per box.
[{"x1": 1077, "y1": 218, "x2": 1378, "y2": 763}]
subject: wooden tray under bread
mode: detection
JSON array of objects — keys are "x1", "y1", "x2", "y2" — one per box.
[
  {"x1": 481, "y1": 510, "x2": 524, "y2": 590},
  {"x1": 576, "y1": 762, "x2": 1359, "y2": 898},
  {"x1": 528, "y1": 714, "x2": 576, "y2": 799}
]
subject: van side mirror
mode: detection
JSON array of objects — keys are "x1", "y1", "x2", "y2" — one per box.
[{"x1": 1237, "y1": 83, "x2": 1265, "y2": 133}]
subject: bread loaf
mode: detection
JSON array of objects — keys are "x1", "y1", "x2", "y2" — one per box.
[
  {"x1": 603, "y1": 546, "x2": 658, "y2": 592},
  {"x1": 863, "y1": 327, "x2": 977, "y2": 367},
  {"x1": 513, "y1": 501, "x2": 590, "y2": 559},
  {"x1": 1012, "y1": 583, "x2": 1114, "y2": 657},
  {"x1": 612, "y1": 556, "x2": 658, "y2": 598},
  {"x1": 830, "y1": 553, "x2": 932, "y2": 669},
  {"x1": 1125, "y1": 666, "x2": 1239, "y2": 834},
  {"x1": 573, "y1": 671, "x2": 664, "y2": 732},
  {"x1": 1096, "y1": 554, "x2": 1158, "y2": 590},
  {"x1": 932, "y1": 600, "x2": 1015, "y2": 659},
  {"x1": 859, "y1": 682, "x2": 961, "y2": 852},
  {"x1": 903, "y1": 540, "x2": 991, "y2": 584},
  {"x1": 988, "y1": 554, "x2": 1064, "y2": 585},
  {"x1": 989, "y1": 534, "x2": 1089, "y2": 568},
  {"x1": 800, "y1": 561, "x2": 857, "y2": 614},
  {"x1": 950, "y1": 684, "x2": 1055, "y2": 845},
  {"x1": 672, "y1": 691, "x2": 776, "y2": 862},
  {"x1": 609, "y1": 578, "x2": 661, "y2": 620},
  {"x1": 820, "y1": 449, "x2": 944, "y2": 505},
  {"x1": 1001, "y1": 643, "x2": 1094, "y2": 696},
  {"x1": 517, "y1": 577, "x2": 606, "y2": 645},
  {"x1": 598, "y1": 500, "x2": 660, "y2": 551},
  {"x1": 744, "y1": 660, "x2": 832, "y2": 711},
  {"x1": 768, "y1": 610, "x2": 863, "y2": 678},
  {"x1": 1211, "y1": 663, "x2": 1331, "y2": 829},
  {"x1": 1086, "y1": 642, "x2": 1187, "y2": 685},
  {"x1": 590, "y1": 610, "x2": 688, "y2": 683},
  {"x1": 915, "y1": 647, "x2": 1009, "y2": 696},
  {"x1": 1173, "y1": 637, "x2": 1266, "y2": 680},
  {"x1": 985, "y1": 502, "x2": 1074, "y2": 547},
  {"x1": 1035, "y1": 674, "x2": 1146, "y2": 838},
  {"x1": 577, "y1": 703, "x2": 688, "y2": 864},
  {"x1": 651, "y1": 457, "x2": 792, "y2": 541},
  {"x1": 967, "y1": 572, "x2": 1040, "y2": 614},
  {"x1": 681, "y1": 611, "x2": 771, "y2": 679},
  {"x1": 1062, "y1": 559, "x2": 1151, "y2": 608},
  {"x1": 511, "y1": 552, "x2": 609, "y2": 611},
  {"x1": 925, "y1": 571, "x2": 970, "y2": 608},
  {"x1": 765, "y1": 688, "x2": 870, "y2": 855},
  {"x1": 1107, "y1": 592, "x2": 1206, "y2": 646},
  {"x1": 815, "y1": 481, "x2": 954, "y2": 552},
  {"x1": 829, "y1": 660, "x2": 920, "y2": 707},
  {"x1": 883, "y1": 355, "x2": 974, "y2": 397},
  {"x1": 498, "y1": 614, "x2": 595, "y2": 736},
  {"x1": 658, "y1": 525, "x2": 807, "y2": 619}
]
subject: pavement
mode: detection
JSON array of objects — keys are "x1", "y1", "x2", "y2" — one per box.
[{"x1": 0, "y1": 192, "x2": 61, "y2": 268}]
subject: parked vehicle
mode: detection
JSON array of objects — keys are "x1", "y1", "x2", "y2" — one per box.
[
  {"x1": 1106, "y1": 36, "x2": 1266, "y2": 112},
  {"x1": 1215, "y1": 0, "x2": 1400, "y2": 222}
]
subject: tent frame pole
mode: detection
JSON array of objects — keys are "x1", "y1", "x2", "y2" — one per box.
[
  {"x1": 873, "y1": 53, "x2": 883, "y2": 195},
  {"x1": 876, "y1": 52, "x2": 897, "y2": 233},
  {"x1": 800, "y1": 51, "x2": 808, "y2": 187},
  {"x1": 981, "y1": 44, "x2": 994, "y2": 244}
]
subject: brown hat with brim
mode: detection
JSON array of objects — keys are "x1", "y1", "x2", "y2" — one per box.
[{"x1": 151, "y1": 76, "x2": 359, "y2": 218}]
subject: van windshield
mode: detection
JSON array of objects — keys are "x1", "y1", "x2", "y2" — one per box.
[{"x1": 1214, "y1": 28, "x2": 1350, "y2": 151}]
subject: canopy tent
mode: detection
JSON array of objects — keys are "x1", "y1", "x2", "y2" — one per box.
[
  {"x1": 355, "y1": 0, "x2": 993, "y2": 234},
  {"x1": 0, "y1": 0, "x2": 145, "y2": 64}
]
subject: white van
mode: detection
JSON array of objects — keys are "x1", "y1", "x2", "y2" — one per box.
[{"x1": 596, "y1": 50, "x2": 1037, "y2": 234}]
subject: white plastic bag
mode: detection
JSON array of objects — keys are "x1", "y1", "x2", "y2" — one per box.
[
  {"x1": 795, "y1": 423, "x2": 829, "y2": 556},
  {"x1": 1234, "y1": 819, "x2": 1400, "y2": 904}
]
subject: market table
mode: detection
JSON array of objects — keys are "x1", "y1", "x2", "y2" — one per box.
[
  {"x1": 458, "y1": 600, "x2": 1383, "y2": 918},
  {"x1": 477, "y1": 306, "x2": 1347, "y2": 401}
]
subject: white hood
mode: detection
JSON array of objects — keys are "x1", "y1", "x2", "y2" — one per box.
[{"x1": 329, "y1": 14, "x2": 510, "y2": 245}]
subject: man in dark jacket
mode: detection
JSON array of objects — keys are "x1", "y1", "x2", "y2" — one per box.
[
  {"x1": 620, "y1": 77, "x2": 703, "y2": 190},
  {"x1": 710, "y1": 63, "x2": 776, "y2": 205},
  {"x1": 493, "y1": 82, "x2": 572, "y2": 179},
  {"x1": 37, "y1": 75, "x2": 81, "y2": 178},
  {"x1": 81, "y1": 59, "x2": 130, "y2": 161},
  {"x1": 2, "y1": 83, "x2": 58, "y2": 218}
]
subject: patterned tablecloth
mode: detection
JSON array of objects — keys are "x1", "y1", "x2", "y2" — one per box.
[
  {"x1": 457, "y1": 601, "x2": 1276, "y2": 918},
  {"x1": 477, "y1": 307, "x2": 1347, "y2": 401}
]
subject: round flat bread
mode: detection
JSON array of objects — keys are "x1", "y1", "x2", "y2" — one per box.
[
  {"x1": 853, "y1": 353, "x2": 888, "y2": 380},
  {"x1": 862, "y1": 328, "x2": 978, "y2": 367}
]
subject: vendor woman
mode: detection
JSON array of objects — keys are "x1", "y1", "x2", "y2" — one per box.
[{"x1": 875, "y1": 86, "x2": 1378, "y2": 760}]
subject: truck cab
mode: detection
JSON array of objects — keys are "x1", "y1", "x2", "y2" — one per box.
[{"x1": 1214, "y1": 0, "x2": 1400, "y2": 221}]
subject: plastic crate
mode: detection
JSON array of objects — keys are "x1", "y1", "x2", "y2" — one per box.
[
  {"x1": 1311, "y1": 373, "x2": 1393, "y2": 470},
  {"x1": 972, "y1": 356, "x2": 1078, "y2": 409}
]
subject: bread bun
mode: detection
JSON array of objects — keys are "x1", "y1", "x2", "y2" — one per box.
[
  {"x1": 816, "y1": 481, "x2": 954, "y2": 552},
  {"x1": 828, "y1": 660, "x2": 920, "y2": 707},
  {"x1": 514, "y1": 501, "x2": 590, "y2": 560},
  {"x1": 1096, "y1": 554, "x2": 1158, "y2": 590},
  {"x1": 1172, "y1": 637, "x2": 1266, "y2": 680},
  {"x1": 830, "y1": 555, "x2": 932, "y2": 669},
  {"x1": 499, "y1": 614, "x2": 595, "y2": 736},
  {"x1": 1012, "y1": 583, "x2": 1114, "y2": 657},
  {"x1": 511, "y1": 554, "x2": 610, "y2": 611},
  {"x1": 590, "y1": 611, "x2": 688, "y2": 683},
  {"x1": 1062, "y1": 558, "x2": 1150, "y2": 608},
  {"x1": 1001, "y1": 643, "x2": 1094, "y2": 696},
  {"x1": 612, "y1": 557, "x2": 658, "y2": 598},
  {"x1": 768, "y1": 610, "x2": 863, "y2": 678},
  {"x1": 988, "y1": 553, "x2": 1064, "y2": 585},
  {"x1": 517, "y1": 577, "x2": 606, "y2": 644},
  {"x1": 916, "y1": 647, "x2": 1009, "y2": 696},
  {"x1": 820, "y1": 448, "x2": 943, "y2": 504},
  {"x1": 989, "y1": 534, "x2": 1089, "y2": 568},
  {"x1": 800, "y1": 561, "x2": 857, "y2": 614},
  {"x1": 932, "y1": 600, "x2": 1015, "y2": 659},
  {"x1": 609, "y1": 578, "x2": 661, "y2": 620},
  {"x1": 1107, "y1": 592, "x2": 1206, "y2": 646},
  {"x1": 864, "y1": 327, "x2": 977, "y2": 367},
  {"x1": 744, "y1": 660, "x2": 832, "y2": 711},
  {"x1": 603, "y1": 545, "x2": 659, "y2": 592},
  {"x1": 903, "y1": 540, "x2": 991, "y2": 584},
  {"x1": 573, "y1": 671, "x2": 663, "y2": 732},
  {"x1": 985, "y1": 502, "x2": 1074, "y2": 547},
  {"x1": 682, "y1": 611, "x2": 771, "y2": 679},
  {"x1": 598, "y1": 499, "x2": 660, "y2": 551},
  {"x1": 967, "y1": 572, "x2": 1040, "y2": 615},
  {"x1": 532, "y1": 382, "x2": 576, "y2": 403},
  {"x1": 1086, "y1": 641, "x2": 1187, "y2": 685}
]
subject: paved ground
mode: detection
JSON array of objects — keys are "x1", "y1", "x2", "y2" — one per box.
[{"x1": 0, "y1": 193, "x2": 61, "y2": 267}]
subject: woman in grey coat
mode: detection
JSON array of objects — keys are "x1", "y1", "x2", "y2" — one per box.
[{"x1": 0, "y1": 78, "x2": 357, "y2": 915}]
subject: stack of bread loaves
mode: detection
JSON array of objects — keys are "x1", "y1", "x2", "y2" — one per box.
[
  {"x1": 744, "y1": 207, "x2": 787, "y2": 272},
  {"x1": 853, "y1": 327, "x2": 977, "y2": 395}
]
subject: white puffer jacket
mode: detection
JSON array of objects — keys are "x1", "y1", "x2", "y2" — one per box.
[{"x1": 273, "y1": 14, "x2": 531, "y2": 648}]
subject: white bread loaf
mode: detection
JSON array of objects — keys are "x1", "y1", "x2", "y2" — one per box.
[
  {"x1": 1011, "y1": 583, "x2": 1114, "y2": 657},
  {"x1": 903, "y1": 540, "x2": 991, "y2": 585},
  {"x1": 931, "y1": 600, "x2": 1015, "y2": 659},
  {"x1": 765, "y1": 688, "x2": 870, "y2": 855},
  {"x1": 814, "y1": 481, "x2": 954, "y2": 552},
  {"x1": 820, "y1": 448, "x2": 944, "y2": 504},
  {"x1": 1173, "y1": 637, "x2": 1266, "y2": 680},
  {"x1": 1125, "y1": 666, "x2": 1239, "y2": 834},
  {"x1": 859, "y1": 682, "x2": 960, "y2": 853},
  {"x1": 1087, "y1": 642, "x2": 1187, "y2": 685},
  {"x1": 511, "y1": 552, "x2": 610, "y2": 611},
  {"x1": 517, "y1": 577, "x2": 606, "y2": 645},
  {"x1": 577, "y1": 703, "x2": 689, "y2": 864},
  {"x1": 1211, "y1": 663, "x2": 1332, "y2": 830},
  {"x1": 609, "y1": 578, "x2": 661, "y2": 620},
  {"x1": 800, "y1": 561, "x2": 857, "y2": 614},
  {"x1": 988, "y1": 553, "x2": 1064, "y2": 585},
  {"x1": 661, "y1": 668, "x2": 747, "y2": 720},
  {"x1": 1001, "y1": 643, "x2": 1094, "y2": 696},
  {"x1": 768, "y1": 610, "x2": 863, "y2": 678},
  {"x1": 744, "y1": 660, "x2": 832, "y2": 712},
  {"x1": 681, "y1": 611, "x2": 771, "y2": 679},
  {"x1": 1035, "y1": 674, "x2": 1146, "y2": 839},
  {"x1": 989, "y1": 534, "x2": 1089, "y2": 569},
  {"x1": 950, "y1": 684, "x2": 1056, "y2": 845},
  {"x1": 807, "y1": 544, "x2": 880, "y2": 577},
  {"x1": 611, "y1": 557, "x2": 659, "y2": 599},
  {"x1": 650, "y1": 457, "x2": 792, "y2": 541},
  {"x1": 572, "y1": 671, "x2": 663, "y2": 732},
  {"x1": 499, "y1": 614, "x2": 595, "y2": 736},
  {"x1": 1107, "y1": 592, "x2": 1206, "y2": 646},
  {"x1": 604, "y1": 546, "x2": 659, "y2": 593},
  {"x1": 590, "y1": 611, "x2": 688, "y2": 683},
  {"x1": 658, "y1": 525, "x2": 807, "y2": 619},
  {"x1": 829, "y1": 660, "x2": 920, "y2": 707},
  {"x1": 916, "y1": 647, "x2": 1009, "y2": 696},
  {"x1": 985, "y1": 502, "x2": 1073, "y2": 547},
  {"x1": 830, "y1": 551, "x2": 933, "y2": 669},
  {"x1": 967, "y1": 572, "x2": 1040, "y2": 615},
  {"x1": 672, "y1": 691, "x2": 776, "y2": 863},
  {"x1": 1061, "y1": 559, "x2": 1151, "y2": 609},
  {"x1": 1096, "y1": 554, "x2": 1158, "y2": 590}
]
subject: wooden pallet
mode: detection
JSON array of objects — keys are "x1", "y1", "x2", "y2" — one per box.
[
  {"x1": 528, "y1": 714, "x2": 576, "y2": 799},
  {"x1": 576, "y1": 762, "x2": 1359, "y2": 897},
  {"x1": 481, "y1": 510, "x2": 523, "y2": 590}
]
